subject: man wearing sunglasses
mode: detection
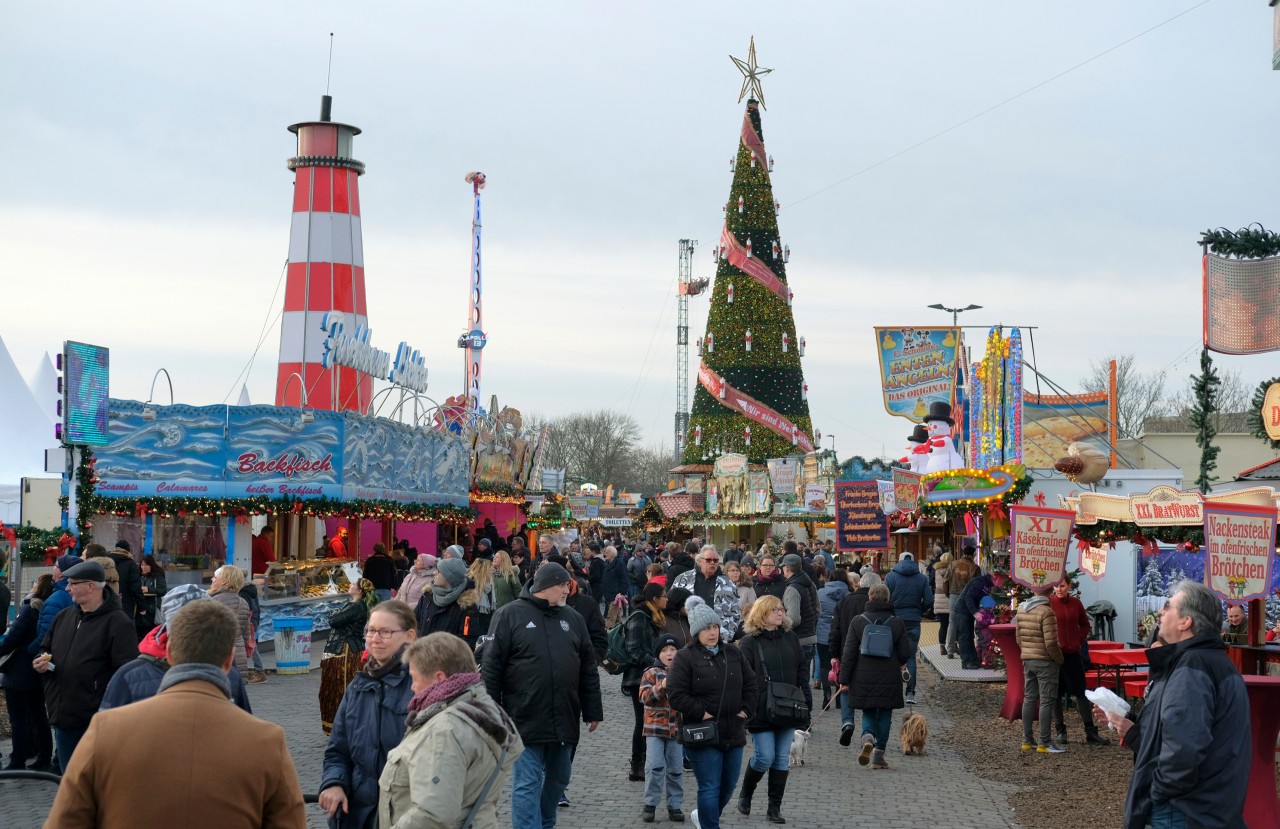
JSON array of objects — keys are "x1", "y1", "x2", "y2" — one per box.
[{"x1": 667, "y1": 546, "x2": 740, "y2": 641}]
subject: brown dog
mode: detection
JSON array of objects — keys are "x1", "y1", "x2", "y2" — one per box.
[{"x1": 900, "y1": 710, "x2": 928, "y2": 756}]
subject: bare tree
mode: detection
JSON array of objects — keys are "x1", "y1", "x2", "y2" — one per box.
[
  {"x1": 1081, "y1": 354, "x2": 1171, "y2": 439},
  {"x1": 618, "y1": 444, "x2": 676, "y2": 497},
  {"x1": 544, "y1": 410, "x2": 643, "y2": 489},
  {"x1": 1167, "y1": 366, "x2": 1253, "y2": 423}
]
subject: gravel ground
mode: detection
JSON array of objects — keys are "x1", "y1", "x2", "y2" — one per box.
[{"x1": 932, "y1": 681, "x2": 1132, "y2": 829}]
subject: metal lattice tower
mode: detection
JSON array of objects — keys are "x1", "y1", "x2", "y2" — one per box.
[{"x1": 674, "y1": 238, "x2": 704, "y2": 462}]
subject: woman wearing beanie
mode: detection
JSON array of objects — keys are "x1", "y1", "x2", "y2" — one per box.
[
  {"x1": 666, "y1": 602, "x2": 758, "y2": 829},
  {"x1": 623, "y1": 583, "x2": 667, "y2": 782},
  {"x1": 320, "y1": 577, "x2": 378, "y2": 735},
  {"x1": 414, "y1": 558, "x2": 473, "y2": 638},
  {"x1": 837, "y1": 583, "x2": 911, "y2": 769},
  {"x1": 736, "y1": 595, "x2": 805, "y2": 823}
]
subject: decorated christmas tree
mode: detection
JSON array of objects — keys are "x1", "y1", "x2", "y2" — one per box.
[{"x1": 683, "y1": 38, "x2": 814, "y2": 464}]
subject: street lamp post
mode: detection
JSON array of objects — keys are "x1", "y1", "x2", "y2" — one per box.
[{"x1": 927, "y1": 302, "x2": 982, "y2": 328}]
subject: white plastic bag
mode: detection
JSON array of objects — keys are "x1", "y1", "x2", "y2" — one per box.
[{"x1": 1085, "y1": 686, "x2": 1131, "y2": 729}]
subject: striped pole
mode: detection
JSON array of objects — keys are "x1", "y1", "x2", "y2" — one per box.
[{"x1": 275, "y1": 95, "x2": 370, "y2": 413}]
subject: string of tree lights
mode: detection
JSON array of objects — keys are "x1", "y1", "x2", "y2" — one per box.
[{"x1": 684, "y1": 89, "x2": 814, "y2": 464}]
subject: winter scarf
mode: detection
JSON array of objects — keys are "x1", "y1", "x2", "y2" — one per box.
[
  {"x1": 362, "y1": 645, "x2": 406, "y2": 681},
  {"x1": 432, "y1": 575, "x2": 469, "y2": 607},
  {"x1": 408, "y1": 671, "x2": 483, "y2": 714},
  {"x1": 157, "y1": 662, "x2": 232, "y2": 699}
]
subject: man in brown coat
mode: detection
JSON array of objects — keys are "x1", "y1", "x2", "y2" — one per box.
[
  {"x1": 45, "y1": 600, "x2": 306, "y2": 829},
  {"x1": 1014, "y1": 586, "x2": 1064, "y2": 754}
]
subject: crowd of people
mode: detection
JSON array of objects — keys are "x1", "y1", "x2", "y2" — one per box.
[{"x1": 0, "y1": 529, "x2": 1257, "y2": 828}]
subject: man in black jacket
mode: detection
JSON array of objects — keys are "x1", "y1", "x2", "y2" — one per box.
[
  {"x1": 781, "y1": 553, "x2": 820, "y2": 727},
  {"x1": 666, "y1": 540, "x2": 698, "y2": 585},
  {"x1": 1101, "y1": 580, "x2": 1249, "y2": 829},
  {"x1": 33, "y1": 560, "x2": 138, "y2": 770},
  {"x1": 106, "y1": 541, "x2": 146, "y2": 625},
  {"x1": 483, "y1": 562, "x2": 603, "y2": 829}
]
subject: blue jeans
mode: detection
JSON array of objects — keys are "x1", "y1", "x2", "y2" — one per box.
[
  {"x1": 901, "y1": 620, "x2": 921, "y2": 695},
  {"x1": 511, "y1": 742, "x2": 573, "y2": 829},
  {"x1": 840, "y1": 686, "x2": 856, "y2": 727},
  {"x1": 861, "y1": 708, "x2": 893, "y2": 751},
  {"x1": 644, "y1": 736, "x2": 683, "y2": 809},
  {"x1": 1148, "y1": 802, "x2": 1188, "y2": 829},
  {"x1": 686, "y1": 744, "x2": 743, "y2": 829},
  {"x1": 956, "y1": 612, "x2": 978, "y2": 665},
  {"x1": 800, "y1": 644, "x2": 816, "y2": 725},
  {"x1": 375, "y1": 589, "x2": 392, "y2": 603},
  {"x1": 53, "y1": 726, "x2": 87, "y2": 773},
  {"x1": 748, "y1": 728, "x2": 794, "y2": 772}
]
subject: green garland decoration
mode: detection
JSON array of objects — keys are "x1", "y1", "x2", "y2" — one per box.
[
  {"x1": 1199, "y1": 225, "x2": 1280, "y2": 259},
  {"x1": 1073, "y1": 521, "x2": 1204, "y2": 547},
  {"x1": 1250, "y1": 378, "x2": 1280, "y2": 451},
  {"x1": 918, "y1": 475, "x2": 1033, "y2": 522},
  {"x1": 84, "y1": 493, "x2": 476, "y2": 525}
]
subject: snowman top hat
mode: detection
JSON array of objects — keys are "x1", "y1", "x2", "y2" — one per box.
[
  {"x1": 922, "y1": 401, "x2": 955, "y2": 426},
  {"x1": 907, "y1": 425, "x2": 929, "y2": 443}
]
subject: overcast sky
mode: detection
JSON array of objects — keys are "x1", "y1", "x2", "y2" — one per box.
[{"x1": 5, "y1": 1, "x2": 1278, "y2": 468}]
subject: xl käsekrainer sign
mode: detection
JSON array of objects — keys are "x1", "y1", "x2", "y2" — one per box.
[{"x1": 1009, "y1": 505, "x2": 1074, "y2": 589}]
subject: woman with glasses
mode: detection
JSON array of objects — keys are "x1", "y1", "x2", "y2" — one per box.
[
  {"x1": 320, "y1": 578, "x2": 378, "y2": 736},
  {"x1": 320, "y1": 599, "x2": 418, "y2": 829},
  {"x1": 753, "y1": 555, "x2": 786, "y2": 602}
]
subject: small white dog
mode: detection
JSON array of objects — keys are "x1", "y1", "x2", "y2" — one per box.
[{"x1": 788, "y1": 728, "x2": 810, "y2": 766}]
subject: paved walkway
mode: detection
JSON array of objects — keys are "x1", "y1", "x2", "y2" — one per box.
[{"x1": 1, "y1": 631, "x2": 1022, "y2": 828}]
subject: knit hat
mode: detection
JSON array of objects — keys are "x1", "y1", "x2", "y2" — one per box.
[
  {"x1": 443, "y1": 544, "x2": 466, "y2": 559},
  {"x1": 900, "y1": 552, "x2": 913, "y2": 561},
  {"x1": 161, "y1": 584, "x2": 209, "y2": 622},
  {"x1": 114, "y1": 539, "x2": 131, "y2": 552},
  {"x1": 980, "y1": 596, "x2": 995, "y2": 609},
  {"x1": 437, "y1": 558, "x2": 469, "y2": 589},
  {"x1": 418, "y1": 553, "x2": 438, "y2": 575},
  {"x1": 780, "y1": 553, "x2": 802, "y2": 569},
  {"x1": 740, "y1": 555, "x2": 756, "y2": 569},
  {"x1": 654, "y1": 633, "x2": 681, "y2": 657},
  {"x1": 688, "y1": 602, "x2": 721, "y2": 638},
  {"x1": 61, "y1": 560, "x2": 106, "y2": 583},
  {"x1": 477, "y1": 537, "x2": 493, "y2": 550},
  {"x1": 54, "y1": 554, "x2": 83, "y2": 574},
  {"x1": 531, "y1": 562, "x2": 573, "y2": 593}
]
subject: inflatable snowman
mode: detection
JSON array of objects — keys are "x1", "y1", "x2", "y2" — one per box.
[
  {"x1": 900, "y1": 424, "x2": 930, "y2": 473},
  {"x1": 922, "y1": 402, "x2": 965, "y2": 474}
]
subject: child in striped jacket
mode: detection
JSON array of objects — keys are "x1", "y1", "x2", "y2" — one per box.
[{"x1": 638, "y1": 633, "x2": 684, "y2": 823}]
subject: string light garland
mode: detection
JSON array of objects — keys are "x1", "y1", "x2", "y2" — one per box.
[{"x1": 684, "y1": 97, "x2": 813, "y2": 464}]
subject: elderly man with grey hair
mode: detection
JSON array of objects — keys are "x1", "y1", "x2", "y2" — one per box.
[
  {"x1": 1100, "y1": 580, "x2": 1249, "y2": 829},
  {"x1": 668, "y1": 545, "x2": 741, "y2": 640}
]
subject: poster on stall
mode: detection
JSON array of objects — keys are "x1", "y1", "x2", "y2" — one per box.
[
  {"x1": 835, "y1": 481, "x2": 889, "y2": 552},
  {"x1": 892, "y1": 469, "x2": 921, "y2": 514},
  {"x1": 707, "y1": 480, "x2": 720, "y2": 513},
  {"x1": 873, "y1": 326, "x2": 960, "y2": 423},
  {"x1": 876, "y1": 480, "x2": 896, "y2": 515},
  {"x1": 1078, "y1": 543, "x2": 1107, "y2": 581},
  {"x1": 767, "y1": 458, "x2": 798, "y2": 499},
  {"x1": 1009, "y1": 505, "x2": 1074, "y2": 589},
  {"x1": 804, "y1": 483, "x2": 828, "y2": 512},
  {"x1": 753, "y1": 489, "x2": 770, "y2": 513},
  {"x1": 1203, "y1": 501, "x2": 1277, "y2": 603}
]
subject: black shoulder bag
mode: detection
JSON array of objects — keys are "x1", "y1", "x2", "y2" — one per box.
[
  {"x1": 754, "y1": 638, "x2": 809, "y2": 728},
  {"x1": 677, "y1": 650, "x2": 729, "y2": 746}
]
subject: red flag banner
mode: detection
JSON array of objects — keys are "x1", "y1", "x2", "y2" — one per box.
[{"x1": 698, "y1": 363, "x2": 815, "y2": 452}]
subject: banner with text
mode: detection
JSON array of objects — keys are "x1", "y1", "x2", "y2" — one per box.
[
  {"x1": 891, "y1": 469, "x2": 922, "y2": 514},
  {"x1": 873, "y1": 326, "x2": 959, "y2": 423},
  {"x1": 1078, "y1": 543, "x2": 1108, "y2": 581},
  {"x1": 1009, "y1": 505, "x2": 1074, "y2": 589},
  {"x1": 1203, "y1": 501, "x2": 1277, "y2": 603},
  {"x1": 835, "y1": 480, "x2": 890, "y2": 551}
]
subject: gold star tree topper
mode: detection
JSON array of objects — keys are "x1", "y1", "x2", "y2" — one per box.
[{"x1": 730, "y1": 36, "x2": 773, "y2": 109}]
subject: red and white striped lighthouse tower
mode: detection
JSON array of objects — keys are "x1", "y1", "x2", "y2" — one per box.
[{"x1": 275, "y1": 95, "x2": 371, "y2": 413}]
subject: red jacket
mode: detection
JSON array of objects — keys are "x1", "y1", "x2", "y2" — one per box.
[{"x1": 1049, "y1": 593, "x2": 1091, "y2": 654}]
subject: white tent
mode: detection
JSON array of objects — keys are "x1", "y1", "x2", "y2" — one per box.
[
  {"x1": 0, "y1": 335, "x2": 58, "y2": 521},
  {"x1": 26, "y1": 352, "x2": 58, "y2": 430}
]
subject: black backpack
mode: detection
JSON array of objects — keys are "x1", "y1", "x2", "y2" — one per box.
[{"x1": 858, "y1": 614, "x2": 894, "y2": 658}]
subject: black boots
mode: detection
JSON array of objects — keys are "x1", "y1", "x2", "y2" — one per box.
[
  {"x1": 766, "y1": 769, "x2": 788, "y2": 824},
  {"x1": 737, "y1": 765, "x2": 765, "y2": 815},
  {"x1": 1076, "y1": 696, "x2": 1110, "y2": 744},
  {"x1": 628, "y1": 758, "x2": 645, "y2": 781}
]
